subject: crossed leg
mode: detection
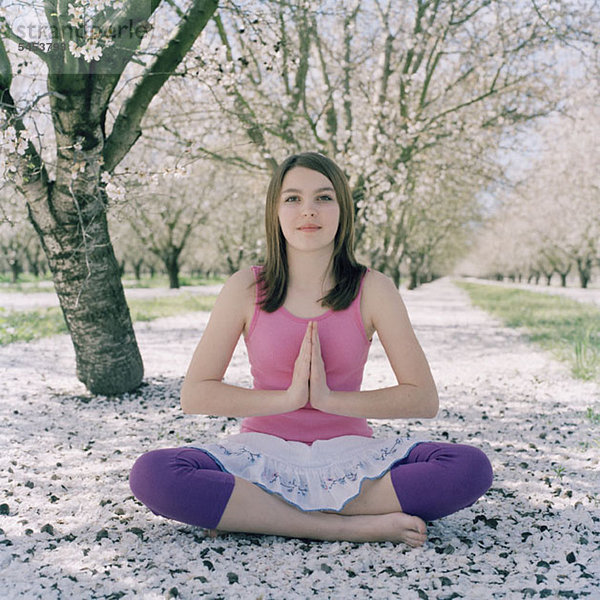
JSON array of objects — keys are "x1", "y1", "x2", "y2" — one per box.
[
  {"x1": 129, "y1": 442, "x2": 492, "y2": 547},
  {"x1": 216, "y1": 474, "x2": 427, "y2": 546}
]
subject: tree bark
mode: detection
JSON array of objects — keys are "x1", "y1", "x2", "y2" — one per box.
[{"x1": 32, "y1": 196, "x2": 144, "y2": 394}]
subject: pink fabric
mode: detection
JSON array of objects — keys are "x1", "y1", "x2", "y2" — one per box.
[{"x1": 241, "y1": 265, "x2": 373, "y2": 443}]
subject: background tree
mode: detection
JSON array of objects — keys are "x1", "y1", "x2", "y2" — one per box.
[
  {"x1": 180, "y1": 0, "x2": 592, "y2": 286},
  {"x1": 461, "y1": 82, "x2": 600, "y2": 288},
  {"x1": 122, "y1": 163, "x2": 212, "y2": 290}
]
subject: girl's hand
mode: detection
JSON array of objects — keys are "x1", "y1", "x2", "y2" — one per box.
[
  {"x1": 309, "y1": 321, "x2": 331, "y2": 410},
  {"x1": 285, "y1": 321, "x2": 312, "y2": 411}
]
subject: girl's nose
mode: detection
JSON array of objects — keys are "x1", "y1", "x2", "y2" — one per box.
[{"x1": 302, "y1": 202, "x2": 317, "y2": 215}]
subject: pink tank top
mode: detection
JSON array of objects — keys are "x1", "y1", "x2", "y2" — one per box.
[{"x1": 241, "y1": 265, "x2": 373, "y2": 443}]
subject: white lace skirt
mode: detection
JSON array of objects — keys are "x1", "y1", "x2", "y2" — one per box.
[{"x1": 192, "y1": 432, "x2": 427, "y2": 512}]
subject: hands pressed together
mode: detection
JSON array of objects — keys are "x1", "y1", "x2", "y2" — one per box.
[{"x1": 286, "y1": 321, "x2": 331, "y2": 412}]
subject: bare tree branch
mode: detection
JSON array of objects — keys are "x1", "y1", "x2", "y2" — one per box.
[
  {"x1": 103, "y1": 0, "x2": 218, "y2": 173},
  {"x1": 0, "y1": 38, "x2": 52, "y2": 224},
  {"x1": 1, "y1": 14, "x2": 52, "y2": 64}
]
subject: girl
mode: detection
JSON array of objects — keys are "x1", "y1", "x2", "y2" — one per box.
[{"x1": 129, "y1": 152, "x2": 493, "y2": 547}]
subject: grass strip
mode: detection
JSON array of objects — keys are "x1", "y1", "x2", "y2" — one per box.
[
  {"x1": 0, "y1": 307, "x2": 68, "y2": 344},
  {"x1": 455, "y1": 281, "x2": 600, "y2": 383},
  {"x1": 0, "y1": 293, "x2": 218, "y2": 345},
  {"x1": 128, "y1": 294, "x2": 217, "y2": 321},
  {"x1": 0, "y1": 275, "x2": 226, "y2": 293}
]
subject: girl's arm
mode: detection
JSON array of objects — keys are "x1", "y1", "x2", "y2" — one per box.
[
  {"x1": 314, "y1": 270, "x2": 439, "y2": 419},
  {"x1": 181, "y1": 269, "x2": 306, "y2": 417}
]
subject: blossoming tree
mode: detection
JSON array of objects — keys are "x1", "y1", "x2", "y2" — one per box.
[
  {"x1": 185, "y1": 0, "x2": 593, "y2": 286},
  {"x1": 0, "y1": 0, "x2": 218, "y2": 394}
]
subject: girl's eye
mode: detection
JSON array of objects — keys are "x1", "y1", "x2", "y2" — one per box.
[{"x1": 283, "y1": 195, "x2": 334, "y2": 203}]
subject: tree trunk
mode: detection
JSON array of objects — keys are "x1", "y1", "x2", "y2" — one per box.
[
  {"x1": 24, "y1": 244, "x2": 44, "y2": 277},
  {"x1": 576, "y1": 257, "x2": 591, "y2": 288},
  {"x1": 407, "y1": 252, "x2": 426, "y2": 290},
  {"x1": 133, "y1": 259, "x2": 144, "y2": 281},
  {"x1": 165, "y1": 253, "x2": 181, "y2": 289},
  {"x1": 408, "y1": 268, "x2": 419, "y2": 290},
  {"x1": 9, "y1": 258, "x2": 21, "y2": 283},
  {"x1": 29, "y1": 188, "x2": 143, "y2": 395},
  {"x1": 24, "y1": 83, "x2": 143, "y2": 395},
  {"x1": 391, "y1": 262, "x2": 401, "y2": 289}
]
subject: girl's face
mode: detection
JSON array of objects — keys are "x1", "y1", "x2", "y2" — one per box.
[{"x1": 277, "y1": 166, "x2": 340, "y2": 254}]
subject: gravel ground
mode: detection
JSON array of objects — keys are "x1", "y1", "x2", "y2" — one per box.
[{"x1": 0, "y1": 278, "x2": 599, "y2": 599}]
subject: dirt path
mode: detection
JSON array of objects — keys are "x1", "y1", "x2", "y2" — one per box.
[{"x1": 0, "y1": 278, "x2": 598, "y2": 598}]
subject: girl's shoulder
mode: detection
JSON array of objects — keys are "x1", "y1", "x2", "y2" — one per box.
[
  {"x1": 360, "y1": 268, "x2": 402, "y2": 327},
  {"x1": 361, "y1": 267, "x2": 389, "y2": 297},
  {"x1": 227, "y1": 267, "x2": 260, "y2": 336},
  {"x1": 228, "y1": 266, "x2": 257, "y2": 296},
  {"x1": 218, "y1": 267, "x2": 256, "y2": 315}
]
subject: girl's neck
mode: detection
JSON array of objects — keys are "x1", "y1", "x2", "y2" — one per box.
[{"x1": 286, "y1": 248, "x2": 335, "y2": 292}]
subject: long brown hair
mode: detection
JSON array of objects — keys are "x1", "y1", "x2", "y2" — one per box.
[{"x1": 250, "y1": 152, "x2": 367, "y2": 312}]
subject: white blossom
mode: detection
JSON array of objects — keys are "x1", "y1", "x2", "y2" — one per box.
[{"x1": 68, "y1": 41, "x2": 84, "y2": 59}]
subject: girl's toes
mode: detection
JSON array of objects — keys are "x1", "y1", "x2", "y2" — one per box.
[
  {"x1": 409, "y1": 516, "x2": 426, "y2": 535},
  {"x1": 406, "y1": 531, "x2": 426, "y2": 547}
]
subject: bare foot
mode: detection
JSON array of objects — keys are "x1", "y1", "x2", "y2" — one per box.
[
  {"x1": 362, "y1": 512, "x2": 427, "y2": 547},
  {"x1": 208, "y1": 511, "x2": 426, "y2": 546},
  {"x1": 387, "y1": 513, "x2": 427, "y2": 547}
]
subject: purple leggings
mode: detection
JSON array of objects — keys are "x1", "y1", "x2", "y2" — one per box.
[{"x1": 129, "y1": 442, "x2": 493, "y2": 530}]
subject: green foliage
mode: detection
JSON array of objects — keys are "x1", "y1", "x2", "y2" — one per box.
[
  {"x1": 0, "y1": 284, "x2": 55, "y2": 294},
  {"x1": 587, "y1": 407, "x2": 600, "y2": 425},
  {"x1": 128, "y1": 294, "x2": 217, "y2": 321},
  {"x1": 123, "y1": 275, "x2": 226, "y2": 289},
  {"x1": 0, "y1": 294, "x2": 218, "y2": 345},
  {"x1": 0, "y1": 274, "x2": 53, "y2": 291},
  {"x1": 0, "y1": 307, "x2": 68, "y2": 344},
  {"x1": 456, "y1": 282, "x2": 600, "y2": 382}
]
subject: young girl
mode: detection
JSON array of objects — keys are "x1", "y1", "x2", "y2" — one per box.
[{"x1": 129, "y1": 152, "x2": 493, "y2": 547}]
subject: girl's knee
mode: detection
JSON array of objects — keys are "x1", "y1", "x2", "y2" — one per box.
[
  {"x1": 129, "y1": 449, "x2": 171, "y2": 505},
  {"x1": 129, "y1": 448, "x2": 234, "y2": 528},
  {"x1": 455, "y1": 444, "x2": 494, "y2": 496},
  {"x1": 129, "y1": 447, "x2": 222, "y2": 508}
]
